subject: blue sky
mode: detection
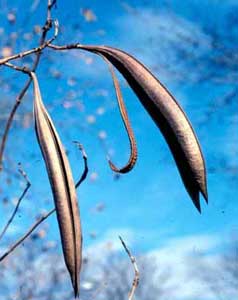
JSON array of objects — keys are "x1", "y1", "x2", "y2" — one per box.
[{"x1": 0, "y1": 1, "x2": 238, "y2": 299}]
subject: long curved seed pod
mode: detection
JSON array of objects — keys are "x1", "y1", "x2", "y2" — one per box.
[
  {"x1": 102, "y1": 55, "x2": 137, "y2": 173},
  {"x1": 31, "y1": 72, "x2": 82, "y2": 297},
  {"x1": 77, "y1": 44, "x2": 208, "y2": 212}
]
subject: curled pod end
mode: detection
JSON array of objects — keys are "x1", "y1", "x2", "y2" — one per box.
[
  {"x1": 77, "y1": 44, "x2": 208, "y2": 212},
  {"x1": 107, "y1": 155, "x2": 137, "y2": 174}
]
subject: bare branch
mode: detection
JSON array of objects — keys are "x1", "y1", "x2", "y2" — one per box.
[
  {"x1": 47, "y1": 0, "x2": 57, "y2": 18},
  {"x1": 0, "y1": 1, "x2": 58, "y2": 172},
  {"x1": 0, "y1": 142, "x2": 88, "y2": 262},
  {"x1": 0, "y1": 209, "x2": 55, "y2": 262},
  {"x1": 0, "y1": 163, "x2": 31, "y2": 241},
  {"x1": 0, "y1": 20, "x2": 59, "y2": 66},
  {"x1": 119, "y1": 236, "x2": 139, "y2": 300},
  {"x1": 3, "y1": 63, "x2": 32, "y2": 75},
  {"x1": 48, "y1": 43, "x2": 80, "y2": 51},
  {"x1": 18, "y1": 162, "x2": 31, "y2": 185}
]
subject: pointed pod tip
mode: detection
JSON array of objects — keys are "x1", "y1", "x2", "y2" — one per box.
[
  {"x1": 191, "y1": 189, "x2": 208, "y2": 214},
  {"x1": 108, "y1": 158, "x2": 125, "y2": 174},
  {"x1": 189, "y1": 177, "x2": 208, "y2": 213},
  {"x1": 201, "y1": 187, "x2": 208, "y2": 204},
  {"x1": 199, "y1": 172, "x2": 208, "y2": 204},
  {"x1": 198, "y1": 179, "x2": 208, "y2": 205},
  {"x1": 193, "y1": 197, "x2": 201, "y2": 214},
  {"x1": 74, "y1": 285, "x2": 79, "y2": 299},
  {"x1": 108, "y1": 159, "x2": 116, "y2": 170},
  {"x1": 72, "y1": 274, "x2": 80, "y2": 298}
]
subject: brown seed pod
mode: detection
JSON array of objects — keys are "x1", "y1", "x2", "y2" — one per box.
[
  {"x1": 102, "y1": 56, "x2": 137, "y2": 174},
  {"x1": 31, "y1": 72, "x2": 82, "y2": 297},
  {"x1": 77, "y1": 45, "x2": 208, "y2": 212}
]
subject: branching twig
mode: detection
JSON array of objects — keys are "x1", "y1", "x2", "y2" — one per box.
[
  {"x1": 0, "y1": 143, "x2": 88, "y2": 262},
  {"x1": 0, "y1": 163, "x2": 31, "y2": 241},
  {"x1": 119, "y1": 236, "x2": 139, "y2": 300},
  {"x1": 0, "y1": 0, "x2": 58, "y2": 172},
  {"x1": 0, "y1": 20, "x2": 59, "y2": 66}
]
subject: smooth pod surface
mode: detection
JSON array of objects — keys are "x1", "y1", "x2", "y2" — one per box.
[
  {"x1": 77, "y1": 44, "x2": 208, "y2": 212},
  {"x1": 32, "y1": 72, "x2": 82, "y2": 297}
]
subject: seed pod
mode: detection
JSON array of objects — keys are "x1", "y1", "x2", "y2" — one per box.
[
  {"x1": 77, "y1": 45, "x2": 208, "y2": 212},
  {"x1": 103, "y1": 56, "x2": 137, "y2": 174},
  {"x1": 31, "y1": 72, "x2": 82, "y2": 297}
]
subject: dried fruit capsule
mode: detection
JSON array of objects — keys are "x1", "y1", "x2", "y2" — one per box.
[
  {"x1": 32, "y1": 72, "x2": 82, "y2": 297},
  {"x1": 77, "y1": 45, "x2": 208, "y2": 211}
]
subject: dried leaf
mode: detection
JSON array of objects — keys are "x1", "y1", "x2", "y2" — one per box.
[
  {"x1": 77, "y1": 45, "x2": 208, "y2": 211},
  {"x1": 31, "y1": 72, "x2": 82, "y2": 297}
]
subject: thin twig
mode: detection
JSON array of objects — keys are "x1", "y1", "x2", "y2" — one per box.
[
  {"x1": 4, "y1": 63, "x2": 32, "y2": 75},
  {"x1": 73, "y1": 141, "x2": 89, "y2": 188},
  {"x1": 0, "y1": 209, "x2": 55, "y2": 261},
  {"x1": 0, "y1": 142, "x2": 88, "y2": 262},
  {"x1": 47, "y1": 0, "x2": 57, "y2": 17},
  {"x1": 0, "y1": 43, "x2": 48, "y2": 65},
  {"x1": 0, "y1": 163, "x2": 31, "y2": 241},
  {"x1": 0, "y1": 0, "x2": 58, "y2": 172},
  {"x1": 48, "y1": 42, "x2": 80, "y2": 51},
  {"x1": 0, "y1": 20, "x2": 59, "y2": 66},
  {"x1": 119, "y1": 236, "x2": 139, "y2": 300}
]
